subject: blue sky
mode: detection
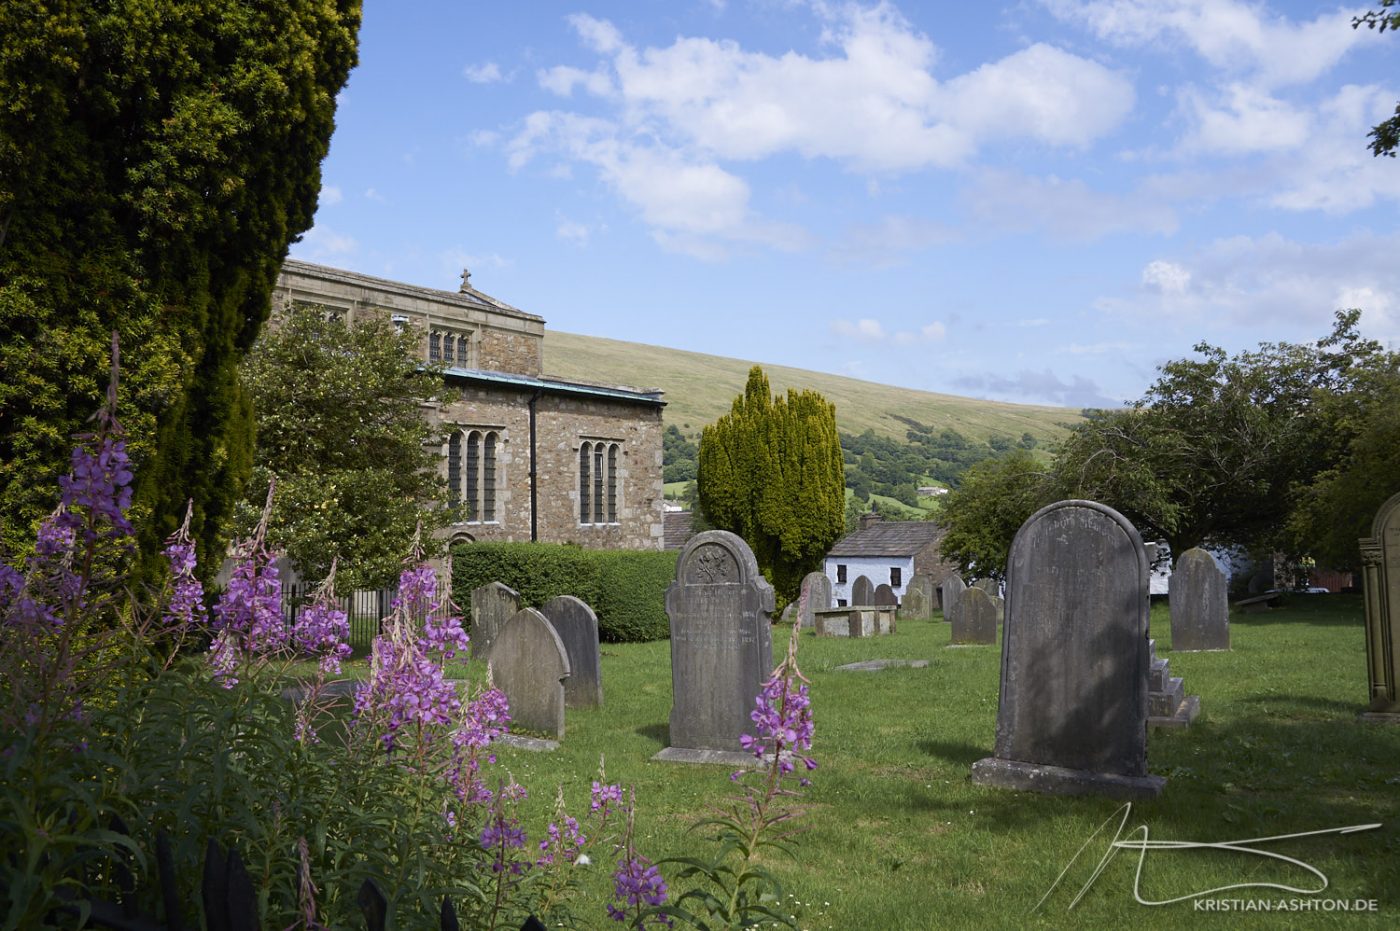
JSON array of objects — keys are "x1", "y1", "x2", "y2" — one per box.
[{"x1": 291, "y1": 1, "x2": 1400, "y2": 409}]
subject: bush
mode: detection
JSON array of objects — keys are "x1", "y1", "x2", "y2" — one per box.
[{"x1": 451, "y1": 543, "x2": 677, "y2": 643}]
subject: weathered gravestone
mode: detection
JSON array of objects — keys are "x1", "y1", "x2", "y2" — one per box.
[
  {"x1": 939, "y1": 574, "x2": 966, "y2": 619},
  {"x1": 1169, "y1": 547, "x2": 1230, "y2": 652},
  {"x1": 656, "y1": 531, "x2": 774, "y2": 764},
  {"x1": 973, "y1": 578, "x2": 1000, "y2": 598},
  {"x1": 1360, "y1": 491, "x2": 1400, "y2": 721},
  {"x1": 898, "y1": 573, "x2": 936, "y2": 620},
  {"x1": 538, "y1": 595, "x2": 604, "y2": 709},
  {"x1": 874, "y1": 583, "x2": 897, "y2": 607},
  {"x1": 469, "y1": 581, "x2": 522, "y2": 660},
  {"x1": 950, "y1": 586, "x2": 997, "y2": 645},
  {"x1": 798, "y1": 572, "x2": 832, "y2": 629},
  {"x1": 488, "y1": 608, "x2": 570, "y2": 740},
  {"x1": 851, "y1": 575, "x2": 875, "y2": 606},
  {"x1": 971, "y1": 500, "x2": 1165, "y2": 799}
]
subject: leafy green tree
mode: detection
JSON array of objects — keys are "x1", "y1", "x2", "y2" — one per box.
[
  {"x1": 662, "y1": 424, "x2": 699, "y2": 483},
  {"x1": 937, "y1": 449, "x2": 1055, "y2": 578},
  {"x1": 237, "y1": 306, "x2": 450, "y2": 590},
  {"x1": 0, "y1": 1, "x2": 361, "y2": 573},
  {"x1": 697, "y1": 367, "x2": 845, "y2": 603},
  {"x1": 1053, "y1": 311, "x2": 1391, "y2": 561},
  {"x1": 1355, "y1": 2, "x2": 1400, "y2": 156}
]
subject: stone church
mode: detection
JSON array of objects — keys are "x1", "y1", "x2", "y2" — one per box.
[{"x1": 272, "y1": 259, "x2": 666, "y2": 550}]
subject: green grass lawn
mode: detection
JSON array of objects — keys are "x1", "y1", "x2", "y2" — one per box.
[{"x1": 329, "y1": 595, "x2": 1400, "y2": 929}]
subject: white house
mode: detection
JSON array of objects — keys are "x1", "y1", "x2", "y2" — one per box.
[{"x1": 823, "y1": 516, "x2": 957, "y2": 606}]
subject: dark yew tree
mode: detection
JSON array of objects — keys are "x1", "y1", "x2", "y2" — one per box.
[
  {"x1": 697, "y1": 367, "x2": 845, "y2": 604},
  {"x1": 0, "y1": 0, "x2": 361, "y2": 573}
]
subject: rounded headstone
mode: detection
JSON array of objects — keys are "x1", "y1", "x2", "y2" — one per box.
[
  {"x1": 470, "y1": 581, "x2": 522, "y2": 660},
  {"x1": 798, "y1": 572, "x2": 832, "y2": 629},
  {"x1": 489, "y1": 607, "x2": 571, "y2": 739},
  {"x1": 1169, "y1": 548, "x2": 1229, "y2": 652},
  {"x1": 951, "y1": 587, "x2": 997, "y2": 645},
  {"x1": 851, "y1": 575, "x2": 875, "y2": 606},
  {"x1": 873, "y1": 583, "x2": 897, "y2": 607}
]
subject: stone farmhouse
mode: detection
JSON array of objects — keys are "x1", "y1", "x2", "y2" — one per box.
[
  {"x1": 272, "y1": 260, "x2": 666, "y2": 550},
  {"x1": 823, "y1": 514, "x2": 957, "y2": 606}
]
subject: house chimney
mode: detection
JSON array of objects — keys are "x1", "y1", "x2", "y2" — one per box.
[{"x1": 860, "y1": 511, "x2": 881, "y2": 531}]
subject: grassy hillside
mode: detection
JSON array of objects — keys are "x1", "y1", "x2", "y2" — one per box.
[{"x1": 544, "y1": 330, "x2": 1081, "y2": 443}]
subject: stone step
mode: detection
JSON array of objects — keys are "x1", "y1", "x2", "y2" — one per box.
[
  {"x1": 1150, "y1": 693, "x2": 1201, "y2": 729},
  {"x1": 1149, "y1": 658, "x2": 1170, "y2": 692},
  {"x1": 1149, "y1": 677, "x2": 1185, "y2": 718}
]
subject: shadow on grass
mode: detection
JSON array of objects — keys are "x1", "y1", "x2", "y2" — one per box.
[
  {"x1": 636, "y1": 722, "x2": 669, "y2": 747},
  {"x1": 1229, "y1": 593, "x2": 1365, "y2": 627},
  {"x1": 959, "y1": 706, "x2": 1399, "y2": 908},
  {"x1": 919, "y1": 739, "x2": 988, "y2": 767}
]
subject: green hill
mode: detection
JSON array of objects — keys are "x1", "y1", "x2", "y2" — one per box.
[{"x1": 543, "y1": 330, "x2": 1081, "y2": 443}]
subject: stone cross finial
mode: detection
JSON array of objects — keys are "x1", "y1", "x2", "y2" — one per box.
[{"x1": 460, "y1": 267, "x2": 472, "y2": 291}]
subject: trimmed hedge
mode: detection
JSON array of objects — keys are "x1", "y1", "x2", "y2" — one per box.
[{"x1": 450, "y1": 542, "x2": 678, "y2": 643}]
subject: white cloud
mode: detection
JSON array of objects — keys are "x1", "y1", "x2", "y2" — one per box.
[
  {"x1": 463, "y1": 61, "x2": 504, "y2": 84},
  {"x1": 364, "y1": 187, "x2": 386, "y2": 203},
  {"x1": 1041, "y1": 0, "x2": 1378, "y2": 89},
  {"x1": 832, "y1": 215, "x2": 958, "y2": 265},
  {"x1": 506, "y1": 5, "x2": 1140, "y2": 256},
  {"x1": 1177, "y1": 82, "x2": 1311, "y2": 155},
  {"x1": 290, "y1": 225, "x2": 357, "y2": 264},
  {"x1": 1098, "y1": 231, "x2": 1400, "y2": 343},
  {"x1": 964, "y1": 169, "x2": 1178, "y2": 240},
  {"x1": 556, "y1": 218, "x2": 592, "y2": 246},
  {"x1": 952, "y1": 369, "x2": 1120, "y2": 408},
  {"x1": 1142, "y1": 259, "x2": 1190, "y2": 294},
  {"x1": 894, "y1": 322, "x2": 948, "y2": 343},
  {"x1": 1060, "y1": 340, "x2": 1137, "y2": 355},
  {"x1": 832, "y1": 318, "x2": 888, "y2": 341},
  {"x1": 1266, "y1": 83, "x2": 1400, "y2": 213},
  {"x1": 319, "y1": 185, "x2": 343, "y2": 206},
  {"x1": 538, "y1": 65, "x2": 614, "y2": 97}
]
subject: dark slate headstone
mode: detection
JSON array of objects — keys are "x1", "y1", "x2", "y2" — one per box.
[
  {"x1": 939, "y1": 574, "x2": 966, "y2": 619},
  {"x1": 851, "y1": 575, "x2": 875, "y2": 606},
  {"x1": 656, "y1": 531, "x2": 774, "y2": 763},
  {"x1": 971, "y1": 499, "x2": 1165, "y2": 799},
  {"x1": 488, "y1": 608, "x2": 570, "y2": 739},
  {"x1": 950, "y1": 587, "x2": 997, "y2": 645},
  {"x1": 873, "y1": 583, "x2": 897, "y2": 607},
  {"x1": 1169, "y1": 548, "x2": 1229, "y2": 652},
  {"x1": 538, "y1": 595, "x2": 604, "y2": 708},
  {"x1": 798, "y1": 572, "x2": 832, "y2": 629},
  {"x1": 898, "y1": 573, "x2": 936, "y2": 620},
  {"x1": 1360, "y1": 491, "x2": 1400, "y2": 720},
  {"x1": 470, "y1": 581, "x2": 521, "y2": 660}
]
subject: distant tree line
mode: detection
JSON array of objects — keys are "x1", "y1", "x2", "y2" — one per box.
[{"x1": 938, "y1": 310, "x2": 1400, "y2": 577}]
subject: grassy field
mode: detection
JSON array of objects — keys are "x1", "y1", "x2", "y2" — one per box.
[
  {"x1": 543, "y1": 329, "x2": 1081, "y2": 445},
  {"x1": 329, "y1": 593, "x2": 1398, "y2": 929}
]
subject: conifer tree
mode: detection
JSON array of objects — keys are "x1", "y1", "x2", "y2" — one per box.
[
  {"x1": 698, "y1": 367, "x2": 845, "y2": 603},
  {"x1": 0, "y1": 1, "x2": 361, "y2": 573}
]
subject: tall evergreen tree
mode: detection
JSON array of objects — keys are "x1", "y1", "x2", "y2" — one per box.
[
  {"x1": 697, "y1": 367, "x2": 845, "y2": 603},
  {"x1": 0, "y1": 1, "x2": 361, "y2": 572}
]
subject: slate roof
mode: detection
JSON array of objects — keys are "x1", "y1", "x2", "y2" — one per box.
[
  {"x1": 826, "y1": 521, "x2": 945, "y2": 558},
  {"x1": 663, "y1": 511, "x2": 696, "y2": 550}
]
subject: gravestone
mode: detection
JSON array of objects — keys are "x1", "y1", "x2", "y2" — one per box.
[
  {"x1": 470, "y1": 581, "x2": 522, "y2": 660},
  {"x1": 656, "y1": 531, "x2": 774, "y2": 763},
  {"x1": 939, "y1": 574, "x2": 966, "y2": 619},
  {"x1": 971, "y1": 500, "x2": 1165, "y2": 799},
  {"x1": 874, "y1": 583, "x2": 897, "y2": 607},
  {"x1": 950, "y1": 587, "x2": 997, "y2": 645},
  {"x1": 973, "y1": 578, "x2": 1000, "y2": 598},
  {"x1": 851, "y1": 575, "x2": 875, "y2": 606},
  {"x1": 798, "y1": 572, "x2": 832, "y2": 629},
  {"x1": 1360, "y1": 491, "x2": 1400, "y2": 721},
  {"x1": 488, "y1": 608, "x2": 570, "y2": 740},
  {"x1": 538, "y1": 595, "x2": 604, "y2": 709},
  {"x1": 898, "y1": 573, "x2": 935, "y2": 620},
  {"x1": 1169, "y1": 548, "x2": 1230, "y2": 652}
]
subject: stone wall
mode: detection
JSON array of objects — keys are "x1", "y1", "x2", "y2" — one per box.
[
  {"x1": 913, "y1": 539, "x2": 960, "y2": 586},
  {"x1": 478, "y1": 327, "x2": 542, "y2": 376},
  {"x1": 430, "y1": 384, "x2": 664, "y2": 550}
]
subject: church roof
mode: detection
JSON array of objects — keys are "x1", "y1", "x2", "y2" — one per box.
[{"x1": 827, "y1": 521, "x2": 945, "y2": 558}]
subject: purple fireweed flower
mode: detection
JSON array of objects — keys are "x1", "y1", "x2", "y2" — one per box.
[
  {"x1": 591, "y1": 780, "x2": 624, "y2": 814},
  {"x1": 391, "y1": 563, "x2": 437, "y2": 618},
  {"x1": 209, "y1": 631, "x2": 241, "y2": 689},
  {"x1": 422, "y1": 611, "x2": 469, "y2": 659},
  {"x1": 447, "y1": 687, "x2": 511, "y2": 803},
  {"x1": 293, "y1": 601, "x2": 352, "y2": 675},
  {"x1": 355, "y1": 635, "x2": 463, "y2": 751},
  {"x1": 161, "y1": 514, "x2": 207, "y2": 630},
  {"x1": 214, "y1": 551, "x2": 285, "y2": 653},
  {"x1": 56, "y1": 434, "x2": 135, "y2": 542},
  {"x1": 537, "y1": 815, "x2": 586, "y2": 867},
  {"x1": 607, "y1": 856, "x2": 670, "y2": 923}
]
